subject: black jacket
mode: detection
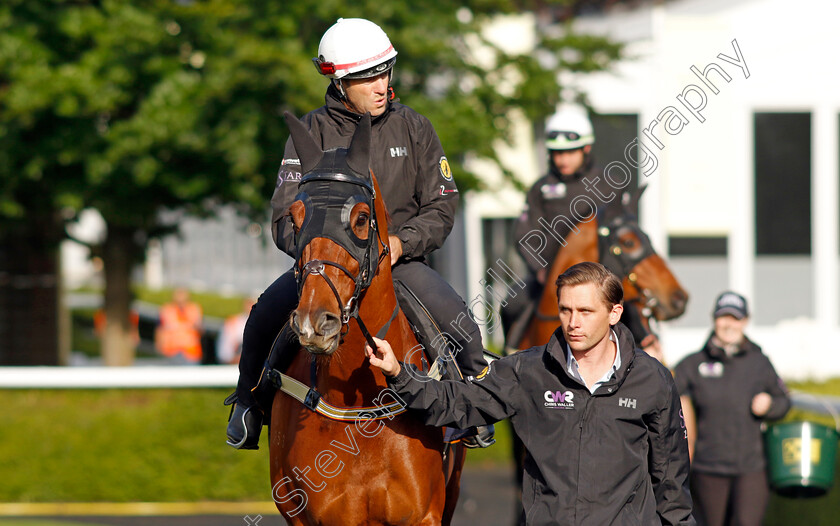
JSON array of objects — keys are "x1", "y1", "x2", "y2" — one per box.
[
  {"x1": 673, "y1": 334, "x2": 791, "y2": 475},
  {"x1": 271, "y1": 84, "x2": 458, "y2": 260},
  {"x1": 388, "y1": 323, "x2": 695, "y2": 526},
  {"x1": 514, "y1": 159, "x2": 609, "y2": 273}
]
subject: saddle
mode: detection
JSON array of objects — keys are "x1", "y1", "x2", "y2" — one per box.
[{"x1": 392, "y1": 279, "x2": 464, "y2": 382}]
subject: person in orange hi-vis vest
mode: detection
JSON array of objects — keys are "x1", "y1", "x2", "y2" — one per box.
[{"x1": 155, "y1": 287, "x2": 204, "y2": 364}]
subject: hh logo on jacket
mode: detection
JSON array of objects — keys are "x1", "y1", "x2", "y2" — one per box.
[{"x1": 619, "y1": 397, "x2": 637, "y2": 408}]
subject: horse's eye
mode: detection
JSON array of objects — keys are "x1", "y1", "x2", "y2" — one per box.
[
  {"x1": 622, "y1": 238, "x2": 636, "y2": 248},
  {"x1": 355, "y1": 212, "x2": 370, "y2": 228}
]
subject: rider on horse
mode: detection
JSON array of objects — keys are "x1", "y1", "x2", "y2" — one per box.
[
  {"x1": 503, "y1": 105, "x2": 658, "y2": 352},
  {"x1": 226, "y1": 18, "x2": 492, "y2": 450},
  {"x1": 502, "y1": 105, "x2": 600, "y2": 344}
]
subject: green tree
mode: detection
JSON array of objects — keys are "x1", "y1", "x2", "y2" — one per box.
[{"x1": 0, "y1": 0, "x2": 620, "y2": 365}]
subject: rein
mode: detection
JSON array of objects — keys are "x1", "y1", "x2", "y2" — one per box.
[
  {"x1": 293, "y1": 171, "x2": 391, "y2": 351},
  {"x1": 268, "y1": 302, "x2": 405, "y2": 422},
  {"x1": 281, "y1": 169, "x2": 416, "y2": 421}
]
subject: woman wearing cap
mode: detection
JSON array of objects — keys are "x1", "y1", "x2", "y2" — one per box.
[{"x1": 672, "y1": 292, "x2": 791, "y2": 526}]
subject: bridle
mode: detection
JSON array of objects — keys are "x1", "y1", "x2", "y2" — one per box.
[
  {"x1": 596, "y1": 210, "x2": 659, "y2": 319},
  {"x1": 292, "y1": 171, "x2": 390, "y2": 347}
]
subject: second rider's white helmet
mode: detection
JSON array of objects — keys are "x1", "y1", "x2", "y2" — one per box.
[
  {"x1": 545, "y1": 105, "x2": 595, "y2": 151},
  {"x1": 312, "y1": 18, "x2": 398, "y2": 80}
]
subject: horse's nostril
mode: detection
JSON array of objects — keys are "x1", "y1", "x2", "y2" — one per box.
[
  {"x1": 317, "y1": 311, "x2": 341, "y2": 336},
  {"x1": 672, "y1": 290, "x2": 689, "y2": 310}
]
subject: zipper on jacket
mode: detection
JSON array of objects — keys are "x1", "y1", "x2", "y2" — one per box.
[
  {"x1": 575, "y1": 394, "x2": 592, "y2": 525},
  {"x1": 579, "y1": 395, "x2": 592, "y2": 429}
]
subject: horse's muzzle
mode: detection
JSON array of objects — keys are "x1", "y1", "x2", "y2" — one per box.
[
  {"x1": 656, "y1": 289, "x2": 689, "y2": 320},
  {"x1": 290, "y1": 309, "x2": 342, "y2": 355}
]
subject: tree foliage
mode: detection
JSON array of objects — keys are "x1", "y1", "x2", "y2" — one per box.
[{"x1": 0, "y1": 0, "x2": 621, "y2": 364}]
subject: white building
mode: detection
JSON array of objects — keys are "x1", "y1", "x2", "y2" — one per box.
[{"x1": 462, "y1": 0, "x2": 840, "y2": 380}]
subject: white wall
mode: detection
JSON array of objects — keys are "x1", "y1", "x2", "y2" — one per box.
[{"x1": 463, "y1": 0, "x2": 840, "y2": 380}]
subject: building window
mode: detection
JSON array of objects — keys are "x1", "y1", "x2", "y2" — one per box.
[
  {"x1": 754, "y1": 112, "x2": 811, "y2": 255},
  {"x1": 591, "y1": 113, "x2": 641, "y2": 200},
  {"x1": 668, "y1": 236, "x2": 728, "y2": 257},
  {"x1": 752, "y1": 112, "x2": 813, "y2": 324}
]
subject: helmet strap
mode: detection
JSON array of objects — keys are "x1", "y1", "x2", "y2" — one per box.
[{"x1": 334, "y1": 79, "x2": 347, "y2": 100}]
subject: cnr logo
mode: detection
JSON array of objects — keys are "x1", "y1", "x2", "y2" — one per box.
[{"x1": 544, "y1": 390, "x2": 574, "y2": 403}]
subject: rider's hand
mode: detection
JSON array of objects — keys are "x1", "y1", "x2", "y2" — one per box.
[
  {"x1": 366, "y1": 336, "x2": 401, "y2": 377},
  {"x1": 388, "y1": 235, "x2": 403, "y2": 266}
]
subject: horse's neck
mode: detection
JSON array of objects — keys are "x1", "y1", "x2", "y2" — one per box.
[
  {"x1": 314, "y1": 248, "x2": 407, "y2": 403},
  {"x1": 539, "y1": 221, "x2": 599, "y2": 312},
  {"x1": 357, "y1": 263, "x2": 399, "y2": 339}
]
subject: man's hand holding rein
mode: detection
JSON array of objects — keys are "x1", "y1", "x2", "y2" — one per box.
[{"x1": 365, "y1": 336, "x2": 401, "y2": 377}]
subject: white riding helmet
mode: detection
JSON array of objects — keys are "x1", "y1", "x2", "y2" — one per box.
[
  {"x1": 545, "y1": 105, "x2": 595, "y2": 151},
  {"x1": 312, "y1": 18, "x2": 398, "y2": 80}
]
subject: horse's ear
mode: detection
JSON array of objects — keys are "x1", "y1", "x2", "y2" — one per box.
[
  {"x1": 623, "y1": 184, "x2": 647, "y2": 214},
  {"x1": 284, "y1": 111, "x2": 323, "y2": 174},
  {"x1": 346, "y1": 113, "x2": 371, "y2": 177}
]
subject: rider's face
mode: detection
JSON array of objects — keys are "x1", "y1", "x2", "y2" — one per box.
[
  {"x1": 342, "y1": 72, "x2": 390, "y2": 116},
  {"x1": 551, "y1": 145, "x2": 590, "y2": 176}
]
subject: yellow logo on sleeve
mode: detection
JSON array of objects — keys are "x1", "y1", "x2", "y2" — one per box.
[{"x1": 439, "y1": 156, "x2": 452, "y2": 181}]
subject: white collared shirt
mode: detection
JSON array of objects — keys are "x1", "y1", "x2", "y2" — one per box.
[{"x1": 566, "y1": 330, "x2": 621, "y2": 394}]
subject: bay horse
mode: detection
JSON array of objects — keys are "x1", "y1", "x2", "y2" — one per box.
[
  {"x1": 516, "y1": 185, "x2": 688, "y2": 352},
  {"x1": 269, "y1": 112, "x2": 465, "y2": 525}
]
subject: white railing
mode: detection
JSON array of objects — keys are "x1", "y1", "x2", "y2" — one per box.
[{"x1": 0, "y1": 365, "x2": 238, "y2": 389}]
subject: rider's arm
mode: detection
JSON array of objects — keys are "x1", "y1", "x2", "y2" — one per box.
[
  {"x1": 514, "y1": 180, "x2": 552, "y2": 274},
  {"x1": 392, "y1": 117, "x2": 458, "y2": 259},
  {"x1": 271, "y1": 137, "x2": 303, "y2": 257}
]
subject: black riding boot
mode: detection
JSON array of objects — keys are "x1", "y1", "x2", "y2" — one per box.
[
  {"x1": 225, "y1": 393, "x2": 263, "y2": 450},
  {"x1": 226, "y1": 270, "x2": 298, "y2": 450}
]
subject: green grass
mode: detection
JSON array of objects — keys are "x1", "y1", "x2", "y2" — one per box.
[
  {"x1": 1, "y1": 389, "x2": 269, "y2": 502},
  {"x1": 3, "y1": 379, "x2": 838, "y2": 526},
  {"x1": 1, "y1": 387, "x2": 510, "y2": 503},
  {"x1": 132, "y1": 288, "x2": 249, "y2": 319}
]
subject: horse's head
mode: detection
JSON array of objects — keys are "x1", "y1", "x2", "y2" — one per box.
[
  {"x1": 284, "y1": 112, "x2": 389, "y2": 355},
  {"x1": 598, "y1": 185, "x2": 688, "y2": 321}
]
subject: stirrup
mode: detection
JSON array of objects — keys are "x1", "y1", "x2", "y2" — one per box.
[
  {"x1": 225, "y1": 393, "x2": 263, "y2": 450},
  {"x1": 461, "y1": 424, "x2": 496, "y2": 449}
]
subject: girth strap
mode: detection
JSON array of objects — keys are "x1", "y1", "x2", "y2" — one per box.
[{"x1": 268, "y1": 368, "x2": 407, "y2": 421}]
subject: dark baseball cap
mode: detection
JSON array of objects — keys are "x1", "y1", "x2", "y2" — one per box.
[{"x1": 713, "y1": 291, "x2": 749, "y2": 320}]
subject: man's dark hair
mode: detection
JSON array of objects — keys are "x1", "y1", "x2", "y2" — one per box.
[{"x1": 555, "y1": 262, "x2": 623, "y2": 308}]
